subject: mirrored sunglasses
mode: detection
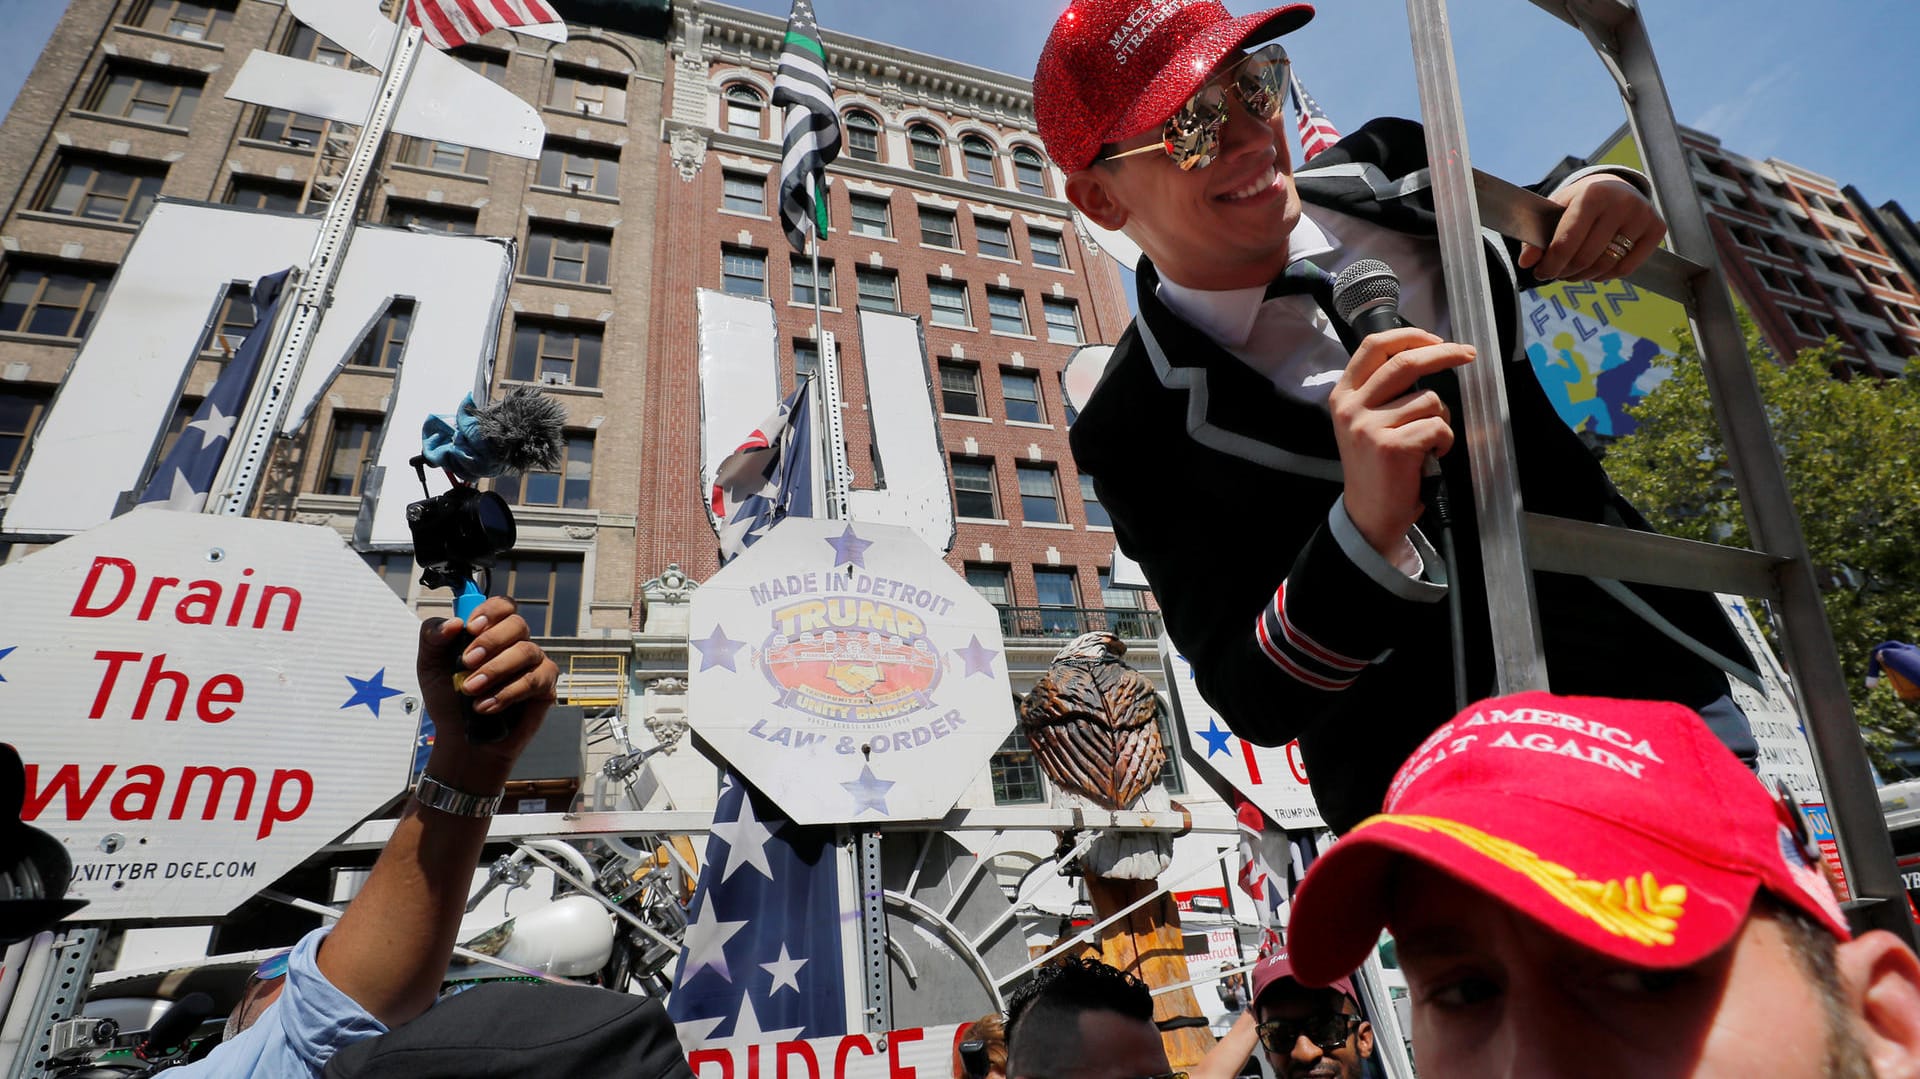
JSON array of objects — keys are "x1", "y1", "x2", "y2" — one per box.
[
  {"x1": 1102, "y1": 43, "x2": 1291, "y2": 171},
  {"x1": 1256, "y1": 1013, "x2": 1360, "y2": 1053}
]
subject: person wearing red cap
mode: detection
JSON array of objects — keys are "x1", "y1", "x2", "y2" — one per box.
[
  {"x1": 1246, "y1": 953, "x2": 1373, "y2": 1079},
  {"x1": 1034, "y1": 1, "x2": 1761, "y2": 835},
  {"x1": 1284, "y1": 692, "x2": 1920, "y2": 1076}
]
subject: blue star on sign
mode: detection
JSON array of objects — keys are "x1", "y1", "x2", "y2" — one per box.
[
  {"x1": 341, "y1": 667, "x2": 405, "y2": 717},
  {"x1": 0, "y1": 645, "x2": 14, "y2": 683},
  {"x1": 841, "y1": 765, "x2": 895, "y2": 815},
  {"x1": 693, "y1": 625, "x2": 746, "y2": 672},
  {"x1": 1198, "y1": 718, "x2": 1234, "y2": 758},
  {"x1": 955, "y1": 635, "x2": 999, "y2": 678},
  {"x1": 825, "y1": 525, "x2": 873, "y2": 569}
]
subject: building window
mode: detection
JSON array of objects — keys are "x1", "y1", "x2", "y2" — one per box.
[
  {"x1": 1079, "y1": 473, "x2": 1111, "y2": 527},
  {"x1": 510, "y1": 320, "x2": 602, "y2": 387},
  {"x1": 856, "y1": 267, "x2": 899, "y2": 311},
  {"x1": 283, "y1": 24, "x2": 352, "y2": 67},
  {"x1": 920, "y1": 207, "x2": 958, "y2": 249},
  {"x1": 724, "y1": 84, "x2": 763, "y2": 138},
  {"x1": 990, "y1": 728, "x2": 1046, "y2": 805},
  {"x1": 552, "y1": 66, "x2": 627, "y2": 121},
  {"x1": 1030, "y1": 229, "x2": 1066, "y2": 269},
  {"x1": 226, "y1": 176, "x2": 306, "y2": 213},
  {"x1": 987, "y1": 289, "x2": 1028, "y2": 334},
  {"x1": 361, "y1": 552, "x2": 415, "y2": 599},
  {"x1": 38, "y1": 155, "x2": 166, "y2": 225},
  {"x1": 962, "y1": 137, "x2": 996, "y2": 186},
  {"x1": 939, "y1": 361, "x2": 982, "y2": 416},
  {"x1": 450, "y1": 47, "x2": 508, "y2": 84},
  {"x1": 0, "y1": 385, "x2": 51, "y2": 473},
  {"x1": 200, "y1": 282, "x2": 256, "y2": 355},
  {"x1": 845, "y1": 110, "x2": 881, "y2": 162},
  {"x1": 87, "y1": 62, "x2": 202, "y2": 126},
  {"x1": 1033, "y1": 568, "x2": 1081, "y2": 633},
  {"x1": 139, "y1": 0, "x2": 234, "y2": 41},
  {"x1": 722, "y1": 171, "x2": 766, "y2": 214},
  {"x1": 0, "y1": 261, "x2": 111, "y2": 338},
  {"x1": 537, "y1": 139, "x2": 618, "y2": 195},
  {"x1": 850, "y1": 195, "x2": 892, "y2": 238},
  {"x1": 965, "y1": 563, "x2": 1011, "y2": 606},
  {"x1": 792, "y1": 258, "x2": 835, "y2": 306},
  {"x1": 1002, "y1": 369, "x2": 1044, "y2": 423},
  {"x1": 1043, "y1": 298, "x2": 1084, "y2": 344},
  {"x1": 1017, "y1": 463, "x2": 1062, "y2": 523},
  {"x1": 1155, "y1": 708, "x2": 1185, "y2": 793},
  {"x1": 398, "y1": 136, "x2": 490, "y2": 176},
  {"x1": 525, "y1": 224, "x2": 612, "y2": 286},
  {"x1": 1013, "y1": 147, "x2": 1048, "y2": 196},
  {"x1": 385, "y1": 199, "x2": 478, "y2": 235},
  {"x1": 252, "y1": 108, "x2": 330, "y2": 149},
  {"x1": 952, "y1": 457, "x2": 999, "y2": 519},
  {"x1": 929, "y1": 279, "x2": 972, "y2": 328},
  {"x1": 349, "y1": 299, "x2": 413, "y2": 369},
  {"x1": 793, "y1": 340, "x2": 819, "y2": 388},
  {"x1": 499, "y1": 430, "x2": 593, "y2": 509},
  {"x1": 722, "y1": 247, "x2": 768, "y2": 298},
  {"x1": 497, "y1": 554, "x2": 584, "y2": 637},
  {"x1": 908, "y1": 125, "x2": 944, "y2": 175},
  {"x1": 321, "y1": 412, "x2": 381, "y2": 496},
  {"x1": 976, "y1": 219, "x2": 1014, "y2": 259}
]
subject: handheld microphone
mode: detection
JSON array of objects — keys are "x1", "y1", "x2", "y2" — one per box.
[
  {"x1": 412, "y1": 387, "x2": 568, "y2": 742},
  {"x1": 136, "y1": 992, "x2": 213, "y2": 1060}
]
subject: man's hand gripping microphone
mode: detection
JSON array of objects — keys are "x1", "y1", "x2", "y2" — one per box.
[{"x1": 1331, "y1": 258, "x2": 1452, "y2": 526}]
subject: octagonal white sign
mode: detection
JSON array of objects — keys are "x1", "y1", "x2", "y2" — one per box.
[
  {"x1": 687, "y1": 518, "x2": 1013, "y2": 824},
  {"x1": 1, "y1": 513, "x2": 421, "y2": 919}
]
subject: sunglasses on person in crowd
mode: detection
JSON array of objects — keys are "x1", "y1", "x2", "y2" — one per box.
[
  {"x1": 1256, "y1": 1013, "x2": 1362, "y2": 1053},
  {"x1": 1101, "y1": 43, "x2": 1291, "y2": 171}
]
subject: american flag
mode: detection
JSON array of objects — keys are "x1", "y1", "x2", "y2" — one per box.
[
  {"x1": 1288, "y1": 71, "x2": 1342, "y2": 162},
  {"x1": 134, "y1": 269, "x2": 293, "y2": 512},
  {"x1": 404, "y1": 0, "x2": 567, "y2": 51},
  {"x1": 1234, "y1": 798, "x2": 1286, "y2": 953},
  {"x1": 668, "y1": 773, "x2": 848, "y2": 1049},
  {"x1": 771, "y1": 0, "x2": 843, "y2": 252},
  {"x1": 710, "y1": 380, "x2": 817, "y2": 563}
]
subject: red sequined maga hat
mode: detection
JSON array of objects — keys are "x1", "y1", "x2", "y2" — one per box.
[{"x1": 1034, "y1": 0, "x2": 1315, "y2": 175}]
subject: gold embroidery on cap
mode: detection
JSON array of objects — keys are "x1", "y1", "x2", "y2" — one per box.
[{"x1": 1354, "y1": 814, "x2": 1689, "y2": 946}]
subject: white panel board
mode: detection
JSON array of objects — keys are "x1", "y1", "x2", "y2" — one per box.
[
  {"x1": 4, "y1": 205, "x2": 317, "y2": 536},
  {"x1": 1160, "y1": 633, "x2": 1325, "y2": 830},
  {"x1": 0, "y1": 513, "x2": 419, "y2": 919},
  {"x1": 696, "y1": 289, "x2": 783, "y2": 527},
  {"x1": 846, "y1": 311, "x2": 954, "y2": 553}
]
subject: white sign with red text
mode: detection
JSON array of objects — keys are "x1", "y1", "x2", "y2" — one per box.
[
  {"x1": 1159, "y1": 634, "x2": 1325, "y2": 830},
  {"x1": 0, "y1": 513, "x2": 420, "y2": 919},
  {"x1": 686, "y1": 1023, "x2": 964, "y2": 1079}
]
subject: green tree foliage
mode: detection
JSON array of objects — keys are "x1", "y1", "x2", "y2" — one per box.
[{"x1": 1604, "y1": 321, "x2": 1920, "y2": 764}]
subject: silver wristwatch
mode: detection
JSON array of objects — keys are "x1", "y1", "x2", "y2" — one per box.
[{"x1": 413, "y1": 773, "x2": 502, "y2": 818}]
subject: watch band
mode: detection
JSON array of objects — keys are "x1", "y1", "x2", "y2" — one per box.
[{"x1": 413, "y1": 773, "x2": 502, "y2": 818}]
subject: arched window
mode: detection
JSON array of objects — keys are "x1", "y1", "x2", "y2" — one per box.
[
  {"x1": 845, "y1": 110, "x2": 881, "y2": 162},
  {"x1": 724, "y1": 84, "x2": 763, "y2": 139},
  {"x1": 961, "y1": 136, "x2": 997, "y2": 186},
  {"x1": 908, "y1": 124, "x2": 944, "y2": 175},
  {"x1": 1012, "y1": 147, "x2": 1048, "y2": 196}
]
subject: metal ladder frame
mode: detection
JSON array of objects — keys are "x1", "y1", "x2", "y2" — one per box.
[{"x1": 1405, "y1": 0, "x2": 1914, "y2": 944}]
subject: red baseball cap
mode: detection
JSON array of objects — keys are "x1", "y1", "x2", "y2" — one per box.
[
  {"x1": 1249, "y1": 951, "x2": 1353, "y2": 1008},
  {"x1": 1286, "y1": 692, "x2": 1850, "y2": 988},
  {"x1": 1034, "y1": 0, "x2": 1315, "y2": 175}
]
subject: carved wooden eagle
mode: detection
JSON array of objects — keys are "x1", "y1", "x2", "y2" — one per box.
[{"x1": 1018, "y1": 632, "x2": 1167, "y2": 810}]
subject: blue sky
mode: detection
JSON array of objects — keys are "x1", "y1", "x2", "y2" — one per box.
[{"x1": 2, "y1": 0, "x2": 1912, "y2": 207}]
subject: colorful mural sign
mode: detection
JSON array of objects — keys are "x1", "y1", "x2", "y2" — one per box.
[{"x1": 686, "y1": 519, "x2": 1014, "y2": 824}]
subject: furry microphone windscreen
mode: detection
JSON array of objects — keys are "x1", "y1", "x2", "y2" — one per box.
[{"x1": 474, "y1": 387, "x2": 568, "y2": 475}]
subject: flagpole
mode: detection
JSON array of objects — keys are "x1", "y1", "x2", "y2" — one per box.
[
  {"x1": 208, "y1": 10, "x2": 427, "y2": 516},
  {"x1": 809, "y1": 172, "x2": 853, "y2": 523}
]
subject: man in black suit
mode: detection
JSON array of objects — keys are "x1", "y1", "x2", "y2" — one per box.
[{"x1": 1033, "y1": 0, "x2": 1759, "y2": 832}]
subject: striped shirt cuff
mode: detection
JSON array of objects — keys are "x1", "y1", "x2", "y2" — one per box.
[{"x1": 1253, "y1": 580, "x2": 1371, "y2": 691}]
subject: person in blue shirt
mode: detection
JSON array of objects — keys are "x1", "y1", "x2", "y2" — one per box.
[{"x1": 171, "y1": 596, "x2": 559, "y2": 1077}]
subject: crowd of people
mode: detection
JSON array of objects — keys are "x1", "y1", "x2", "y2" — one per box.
[{"x1": 9, "y1": 0, "x2": 1917, "y2": 1074}]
